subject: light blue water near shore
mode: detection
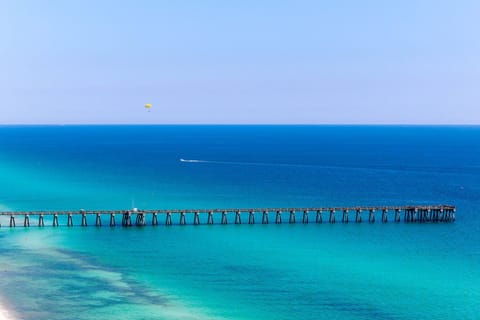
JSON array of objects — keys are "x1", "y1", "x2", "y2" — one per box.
[{"x1": 0, "y1": 125, "x2": 479, "y2": 319}]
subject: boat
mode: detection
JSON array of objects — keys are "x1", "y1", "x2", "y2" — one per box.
[{"x1": 179, "y1": 158, "x2": 200, "y2": 163}]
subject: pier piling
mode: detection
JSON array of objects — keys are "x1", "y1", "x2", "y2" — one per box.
[
  {"x1": 95, "y1": 213, "x2": 102, "y2": 227},
  {"x1": 329, "y1": 210, "x2": 335, "y2": 223},
  {"x1": 166, "y1": 212, "x2": 172, "y2": 225},
  {"x1": 235, "y1": 211, "x2": 241, "y2": 224},
  {"x1": 179, "y1": 212, "x2": 186, "y2": 225},
  {"x1": 262, "y1": 211, "x2": 268, "y2": 224},
  {"x1": 81, "y1": 210, "x2": 87, "y2": 227},
  {"x1": 276, "y1": 211, "x2": 282, "y2": 224},
  {"x1": 221, "y1": 211, "x2": 227, "y2": 225},
  {"x1": 152, "y1": 212, "x2": 158, "y2": 226},
  {"x1": 194, "y1": 211, "x2": 200, "y2": 225},
  {"x1": 355, "y1": 209, "x2": 362, "y2": 223},
  {"x1": 207, "y1": 211, "x2": 214, "y2": 225},
  {"x1": 342, "y1": 210, "x2": 349, "y2": 223},
  {"x1": 249, "y1": 211, "x2": 255, "y2": 224},
  {"x1": 369, "y1": 210, "x2": 375, "y2": 223},
  {"x1": 289, "y1": 210, "x2": 295, "y2": 224},
  {"x1": 121, "y1": 211, "x2": 131, "y2": 227},
  {"x1": 136, "y1": 212, "x2": 145, "y2": 226},
  {"x1": 395, "y1": 209, "x2": 401, "y2": 223},
  {"x1": 418, "y1": 209, "x2": 424, "y2": 223},
  {"x1": 302, "y1": 210, "x2": 309, "y2": 224},
  {"x1": 405, "y1": 209, "x2": 412, "y2": 222},
  {"x1": 382, "y1": 209, "x2": 388, "y2": 223}
]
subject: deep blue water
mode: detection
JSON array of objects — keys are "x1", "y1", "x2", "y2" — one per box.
[{"x1": 0, "y1": 125, "x2": 479, "y2": 319}]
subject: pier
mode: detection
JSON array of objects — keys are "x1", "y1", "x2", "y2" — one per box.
[{"x1": 0, "y1": 205, "x2": 455, "y2": 228}]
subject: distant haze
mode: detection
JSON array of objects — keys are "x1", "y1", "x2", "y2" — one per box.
[{"x1": 1, "y1": 1, "x2": 479, "y2": 124}]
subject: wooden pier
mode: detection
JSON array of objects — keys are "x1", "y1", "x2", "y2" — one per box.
[{"x1": 0, "y1": 205, "x2": 455, "y2": 228}]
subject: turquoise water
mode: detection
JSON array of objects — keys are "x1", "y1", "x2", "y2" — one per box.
[{"x1": 0, "y1": 125, "x2": 479, "y2": 319}]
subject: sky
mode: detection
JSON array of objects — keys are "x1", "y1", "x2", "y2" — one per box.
[{"x1": 1, "y1": 0, "x2": 479, "y2": 124}]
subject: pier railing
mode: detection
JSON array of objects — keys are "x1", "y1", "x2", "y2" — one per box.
[{"x1": 0, "y1": 205, "x2": 455, "y2": 227}]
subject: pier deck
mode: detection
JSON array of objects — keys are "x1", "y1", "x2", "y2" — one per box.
[{"x1": 0, "y1": 205, "x2": 455, "y2": 227}]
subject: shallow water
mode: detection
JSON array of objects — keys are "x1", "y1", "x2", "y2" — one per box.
[{"x1": 1, "y1": 125, "x2": 479, "y2": 319}]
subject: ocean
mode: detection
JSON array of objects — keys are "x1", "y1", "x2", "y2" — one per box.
[{"x1": 0, "y1": 125, "x2": 479, "y2": 319}]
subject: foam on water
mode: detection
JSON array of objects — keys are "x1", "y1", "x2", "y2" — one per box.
[{"x1": 0, "y1": 229, "x2": 230, "y2": 320}]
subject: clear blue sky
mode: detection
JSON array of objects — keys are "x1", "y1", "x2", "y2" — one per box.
[{"x1": 1, "y1": 0, "x2": 479, "y2": 124}]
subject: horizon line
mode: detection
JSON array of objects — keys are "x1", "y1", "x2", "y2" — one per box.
[{"x1": 0, "y1": 123, "x2": 479, "y2": 127}]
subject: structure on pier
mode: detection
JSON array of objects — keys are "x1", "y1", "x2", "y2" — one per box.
[{"x1": 0, "y1": 205, "x2": 455, "y2": 228}]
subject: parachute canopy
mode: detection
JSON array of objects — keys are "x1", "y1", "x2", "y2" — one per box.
[{"x1": 145, "y1": 103, "x2": 152, "y2": 109}]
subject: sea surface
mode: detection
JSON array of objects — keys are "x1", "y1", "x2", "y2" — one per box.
[{"x1": 0, "y1": 125, "x2": 479, "y2": 320}]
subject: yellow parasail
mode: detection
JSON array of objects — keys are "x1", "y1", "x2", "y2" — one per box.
[{"x1": 145, "y1": 103, "x2": 152, "y2": 110}]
